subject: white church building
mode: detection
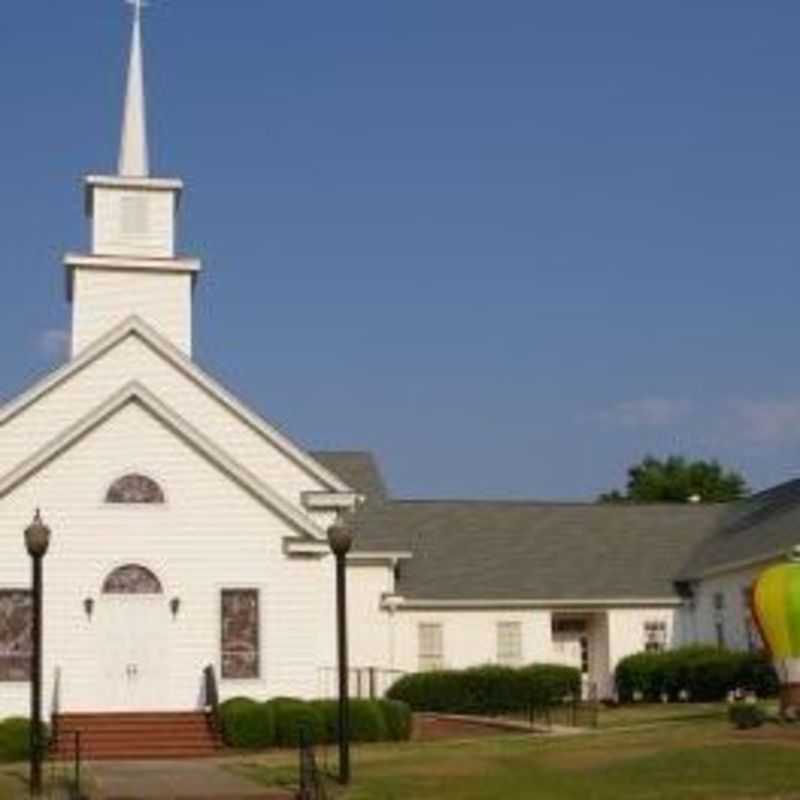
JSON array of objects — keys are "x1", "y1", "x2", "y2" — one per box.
[{"x1": 0, "y1": 6, "x2": 792, "y2": 750}]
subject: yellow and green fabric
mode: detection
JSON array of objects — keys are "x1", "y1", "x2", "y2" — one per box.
[{"x1": 753, "y1": 547, "x2": 800, "y2": 684}]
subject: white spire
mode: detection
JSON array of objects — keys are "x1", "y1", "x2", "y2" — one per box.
[{"x1": 118, "y1": 0, "x2": 149, "y2": 177}]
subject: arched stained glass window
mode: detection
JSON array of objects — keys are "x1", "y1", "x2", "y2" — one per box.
[
  {"x1": 102, "y1": 565, "x2": 163, "y2": 595},
  {"x1": 106, "y1": 474, "x2": 165, "y2": 504}
]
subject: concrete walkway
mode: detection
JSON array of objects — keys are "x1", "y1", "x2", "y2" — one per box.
[{"x1": 89, "y1": 759, "x2": 290, "y2": 800}]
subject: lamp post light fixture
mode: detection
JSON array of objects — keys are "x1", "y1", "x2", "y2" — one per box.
[
  {"x1": 24, "y1": 510, "x2": 51, "y2": 798},
  {"x1": 328, "y1": 521, "x2": 353, "y2": 786}
]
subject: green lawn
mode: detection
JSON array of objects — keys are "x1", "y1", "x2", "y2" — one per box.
[{"x1": 231, "y1": 705, "x2": 800, "y2": 800}]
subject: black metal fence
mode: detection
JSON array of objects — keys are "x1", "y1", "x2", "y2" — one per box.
[
  {"x1": 526, "y1": 697, "x2": 599, "y2": 730},
  {"x1": 318, "y1": 666, "x2": 406, "y2": 700},
  {"x1": 41, "y1": 730, "x2": 86, "y2": 800},
  {"x1": 297, "y1": 725, "x2": 329, "y2": 800}
]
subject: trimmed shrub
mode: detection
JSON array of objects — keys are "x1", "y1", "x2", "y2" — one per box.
[
  {"x1": 737, "y1": 652, "x2": 779, "y2": 698},
  {"x1": 348, "y1": 699, "x2": 388, "y2": 742},
  {"x1": 221, "y1": 697, "x2": 411, "y2": 749},
  {"x1": 519, "y1": 665, "x2": 582, "y2": 706},
  {"x1": 310, "y1": 699, "x2": 338, "y2": 744},
  {"x1": 386, "y1": 663, "x2": 581, "y2": 716},
  {"x1": 729, "y1": 703, "x2": 766, "y2": 730},
  {"x1": 378, "y1": 699, "x2": 413, "y2": 741},
  {"x1": 221, "y1": 701, "x2": 275, "y2": 749},
  {"x1": 615, "y1": 647, "x2": 778, "y2": 703},
  {"x1": 0, "y1": 718, "x2": 48, "y2": 763},
  {"x1": 269, "y1": 699, "x2": 326, "y2": 748}
]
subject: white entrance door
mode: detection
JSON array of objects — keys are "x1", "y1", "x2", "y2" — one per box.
[{"x1": 97, "y1": 596, "x2": 170, "y2": 711}]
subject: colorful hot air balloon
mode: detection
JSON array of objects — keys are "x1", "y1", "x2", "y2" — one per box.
[{"x1": 752, "y1": 545, "x2": 800, "y2": 715}]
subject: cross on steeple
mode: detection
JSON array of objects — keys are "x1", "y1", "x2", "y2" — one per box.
[{"x1": 119, "y1": 0, "x2": 150, "y2": 177}]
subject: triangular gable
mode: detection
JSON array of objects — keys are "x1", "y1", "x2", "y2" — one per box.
[
  {"x1": 0, "y1": 316, "x2": 352, "y2": 496},
  {"x1": 0, "y1": 380, "x2": 327, "y2": 541}
]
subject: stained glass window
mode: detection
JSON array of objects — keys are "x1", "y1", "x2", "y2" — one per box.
[
  {"x1": 0, "y1": 591, "x2": 32, "y2": 682},
  {"x1": 221, "y1": 590, "x2": 260, "y2": 679},
  {"x1": 106, "y1": 474, "x2": 165, "y2": 504},
  {"x1": 103, "y1": 565, "x2": 163, "y2": 594}
]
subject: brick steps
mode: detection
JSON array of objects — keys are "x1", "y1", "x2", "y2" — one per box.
[{"x1": 52, "y1": 712, "x2": 223, "y2": 760}]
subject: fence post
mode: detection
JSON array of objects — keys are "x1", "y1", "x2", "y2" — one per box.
[
  {"x1": 74, "y1": 731, "x2": 81, "y2": 798},
  {"x1": 369, "y1": 668, "x2": 377, "y2": 700}
]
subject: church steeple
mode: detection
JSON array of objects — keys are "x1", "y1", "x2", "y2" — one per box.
[
  {"x1": 118, "y1": 0, "x2": 149, "y2": 177},
  {"x1": 63, "y1": 1, "x2": 202, "y2": 359}
]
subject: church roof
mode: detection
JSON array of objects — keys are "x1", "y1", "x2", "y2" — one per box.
[
  {"x1": 345, "y1": 494, "x2": 724, "y2": 603},
  {"x1": 310, "y1": 451, "x2": 388, "y2": 503},
  {"x1": 677, "y1": 479, "x2": 800, "y2": 579}
]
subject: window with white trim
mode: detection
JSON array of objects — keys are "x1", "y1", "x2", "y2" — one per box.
[
  {"x1": 496, "y1": 622, "x2": 523, "y2": 666},
  {"x1": 643, "y1": 620, "x2": 667, "y2": 653},
  {"x1": 418, "y1": 623, "x2": 444, "y2": 672}
]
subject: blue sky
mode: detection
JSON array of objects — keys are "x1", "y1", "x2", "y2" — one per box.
[{"x1": 2, "y1": 0, "x2": 800, "y2": 500}]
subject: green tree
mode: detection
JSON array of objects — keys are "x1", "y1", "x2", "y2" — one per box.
[{"x1": 598, "y1": 455, "x2": 748, "y2": 504}]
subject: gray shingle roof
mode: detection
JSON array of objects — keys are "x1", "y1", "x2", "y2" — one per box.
[
  {"x1": 678, "y1": 479, "x2": 800, "y2": 579},
  {"x1": 348, "y1": 499, "x2": 725, "y2": 601},
  {"x1": 314, "y1": 449, "x2": 792, "y2": 600},
  {"x1": 310, "y1": 451, "x2": 389, "y2": 502}
]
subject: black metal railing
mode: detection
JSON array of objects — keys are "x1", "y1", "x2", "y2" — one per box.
[
  {"x1": 297, "y1": 725, "x2": 328, "y2": 800},
  {"x1": 203, "y1": 664, "x2": 224, "y2": 743},
  {"x1": 526, "y1": 693, "x2": 599, "y2": 731},
  {"x1": 44, "y1": 730, "x2": 86, "y2": 799},
  {"x1": 318, "y1": 666, "x2": 406, "y2": 699}
]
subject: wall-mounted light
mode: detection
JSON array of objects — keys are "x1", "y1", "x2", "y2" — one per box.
[
  {"x1": 83, "y1": 597, "x2": 95, "y2": 620},
  {"x1": 170, "y1": 597, "x2": 181, "y2": 619}
]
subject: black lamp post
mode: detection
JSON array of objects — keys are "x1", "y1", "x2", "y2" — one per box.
[
  {"x1": 24, "y1": 510, "x2": 50, "y2": 798},
  {"x1": 328, "y1": 521, "x2": 353, "y2": 785}
]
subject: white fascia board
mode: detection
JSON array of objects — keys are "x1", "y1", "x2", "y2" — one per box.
[
  {"x1": 388, "y1": 597, "x2": 683, "y2": 611},
  {"x1": 86, "y1": 175, "x2": 184, "y2": 191},
  {"x1": 0, "y1": 316, "x2": 353, "y2": 495},
  {"x1": 0, "y1": 381, "x2": 326, "y2": 541},
  {"x1": 282, "y1": 543, "x2": 413, "y2": 564},
  {"x1": 63, "y1": 254, "x2": 203, "y2": 301},
  {"x1": 283, "y1": 540, "x2": 330, "y2": 557},
  {"x1": 64, "y1": 254, "x2": 202, "y2": 273},
  {"x1": 301, "y1": 491, "x2": 361, "y2": 510},
  {"x1": 347, "y1": 551, "x2": 413, "y2": 567}
]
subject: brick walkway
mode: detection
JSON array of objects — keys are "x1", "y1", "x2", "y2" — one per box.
[{"x1": 89, "y1": 759, "x2": 290, "y2": 800}]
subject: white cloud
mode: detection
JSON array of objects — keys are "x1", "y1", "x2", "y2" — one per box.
[
  {"x1": 38, "y1": 328, "x2": 70, "y2": 361},
  {"x1": 589, "y1": 397, "x2": 691, "y2": 429},
  {"x1": 728, "y1": 399, "x2": 800, "y2": 446}
]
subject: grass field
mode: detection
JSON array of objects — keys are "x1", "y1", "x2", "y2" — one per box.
[{"x1": 232, "y1": 704, "x2": 800, "y2": 800}]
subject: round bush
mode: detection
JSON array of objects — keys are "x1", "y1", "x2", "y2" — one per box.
[
  {"x1": 269, "y1": 699, "x2": 326, "y2": 748},
  {"x1": 729, "y1": 703, "x2": 766, "y2": 730},
  {"x1": 221, "y1": 701, "x2": 275, "y2": 749},
  {"x1": 0, "y1": 718, "x2": 48, "y2": 763},
  {"x1": 378, "y1": 699, "x2": 413, "y2": 741}
]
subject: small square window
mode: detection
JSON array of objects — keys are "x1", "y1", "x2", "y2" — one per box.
[{"x1": 644, "y1": 620, "x2": 667, "y2": 653}]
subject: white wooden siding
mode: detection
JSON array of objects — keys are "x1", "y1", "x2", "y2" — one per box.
[
  {"x1": 71, "y1": 272, "x2": 192, "y2": 356},
  {"x1": 92, "y1": 188, "x2": 175, "y2": 259},
  {"x1": 0, "y1": 337, "x2": 330, "y2": 515},
  {"x1": 0, "y1": 401, "x2": 336, "y2": 716}
]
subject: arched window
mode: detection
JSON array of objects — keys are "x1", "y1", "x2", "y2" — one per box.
[
  {"x1": 106, "y1": 474, "x2": 165, "y2": 505},
  {"x1": 102, "y1": 565, "x2": 163, "y2": 595}
]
